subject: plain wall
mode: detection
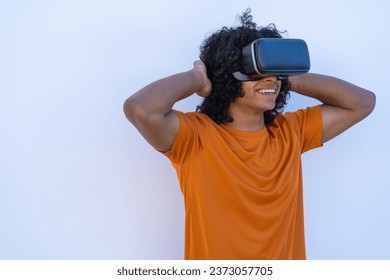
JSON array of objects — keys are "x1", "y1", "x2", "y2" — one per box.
[{"x1": 1, "y1": 0, "x2": 389, "y2": 259}]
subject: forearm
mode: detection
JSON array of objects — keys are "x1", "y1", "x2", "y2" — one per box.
[
  {"x1": 289, "y1": 73, "x2": 375, "y2": 112},
  {"x1": 289, "y1": 73, "x2": 375, "y2": 143},
  {"x1": 124, "y1": 69, "x2": 204, "y2": 118},
  {"x1": 123, "y1": 61, "x2": 211, "y2": 151}
]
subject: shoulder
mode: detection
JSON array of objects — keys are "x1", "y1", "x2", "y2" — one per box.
[
  {"x1": 272, "y1": 105, "x2": 323, "y2": 153},
  {"x1": 162, "y1": 111, "x2": 216, "y2": 163},
  {"x1": 173, "y1": 110, "x2": 215, "y2": 130}
]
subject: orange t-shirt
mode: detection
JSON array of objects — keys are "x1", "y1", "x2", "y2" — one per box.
[{"x1": 163, "y1": 106, "x2": 323, "y2": 260}]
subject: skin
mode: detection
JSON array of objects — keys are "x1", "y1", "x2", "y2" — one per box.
[
  {"x1": 227, "y1": 76, "x2": 282, "y2": 132},
  {"x1": 124, "y1": 60, "x2": 376, "y2": 151}
]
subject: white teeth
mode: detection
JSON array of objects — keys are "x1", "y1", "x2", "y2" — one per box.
[{"x1": 256, "y1": 89, "x2": 276, "y2": 94}]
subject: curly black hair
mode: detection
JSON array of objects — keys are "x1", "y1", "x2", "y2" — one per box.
[{"x1": 196, "y1": 9, "x2": 290, "y2": 125}]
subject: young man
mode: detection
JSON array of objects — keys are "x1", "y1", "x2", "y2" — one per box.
[{"x1": 123, "y1": 11, "x2": 375, "y2": 259}]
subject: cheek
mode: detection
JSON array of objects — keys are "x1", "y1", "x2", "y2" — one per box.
[
  {"x1": 241, "y1": 84, "x2": 250, "y2": 95},
  {"x1": 241, "y1": 81, "x2": 257, "y2": 95}
]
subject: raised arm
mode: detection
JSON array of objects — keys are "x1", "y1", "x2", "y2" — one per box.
[
  {"x1": 123, "y1": 60, "x2": 211, "y2": 152},
  {"x1": 289, "y1": 73, "x2": 376, "y2": 144}
]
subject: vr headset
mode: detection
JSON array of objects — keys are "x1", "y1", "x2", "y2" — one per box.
[{"x1": 233, "y1": 38, "x2": 310, "y2": 81}]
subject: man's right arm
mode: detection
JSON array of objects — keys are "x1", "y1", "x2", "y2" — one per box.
[{"x1": 123, "y1": 60, "x2": 211, "y2": 152}]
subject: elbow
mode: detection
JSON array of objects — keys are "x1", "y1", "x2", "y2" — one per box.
[
  {"x1": 123, "y1": 95, "x2": 147, "y2": 125},
  {"x1": 363, "y1": 90, "x2": 376, "y2": 117},
  {"x1": 355, "y1": 90, "x2": 376, "y2": 122}
]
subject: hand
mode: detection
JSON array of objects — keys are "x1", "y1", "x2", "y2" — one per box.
[{"x1": 192, "y1": 60, "x2": 212, "y2": 97}]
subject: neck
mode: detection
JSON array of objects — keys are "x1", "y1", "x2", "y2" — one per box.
[{"x1": 224, "y1": 110, "x2": 266, "y2": 132}]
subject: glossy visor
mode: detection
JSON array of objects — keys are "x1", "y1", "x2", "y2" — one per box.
[{"x1": 233, "y1": 38, "x2": 310, "y2": 81}]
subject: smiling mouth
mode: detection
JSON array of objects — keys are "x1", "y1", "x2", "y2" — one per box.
[{"x1": 256, "y1": 89, "x2": 276, "y2": 95}]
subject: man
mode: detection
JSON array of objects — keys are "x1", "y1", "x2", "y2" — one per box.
[{"x1": 123, "y1": 11, "x2": 375, "y2": 259}]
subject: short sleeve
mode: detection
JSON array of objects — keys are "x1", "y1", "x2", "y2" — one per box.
[
  {"x1": 161, "y1": 111, "x2": 210, "y2": 164},
  {"x1": 283, "y1": 105, "x2": 323, "y2": 153}
]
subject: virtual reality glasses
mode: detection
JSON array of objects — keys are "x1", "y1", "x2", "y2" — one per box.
[{"x1": 233, "y1": 38, "x2": 310, "y2": 81}]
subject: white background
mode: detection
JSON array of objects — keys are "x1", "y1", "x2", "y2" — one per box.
[{"x1": 1, "y1": 0, "x2": 389, "y2": 259}]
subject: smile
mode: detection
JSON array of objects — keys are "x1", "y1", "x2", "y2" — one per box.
[{"x1": 256, "y1": 89, "x2": 276, "y2": 95}]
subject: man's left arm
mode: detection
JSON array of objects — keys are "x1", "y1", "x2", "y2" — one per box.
[{"x1": 289, "y1": 73, "x2": 376, "y2": 144}]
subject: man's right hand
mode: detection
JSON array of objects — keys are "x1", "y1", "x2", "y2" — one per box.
[{"x1": 193, "y1": 60, "x2": 212, "y2": 98}]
